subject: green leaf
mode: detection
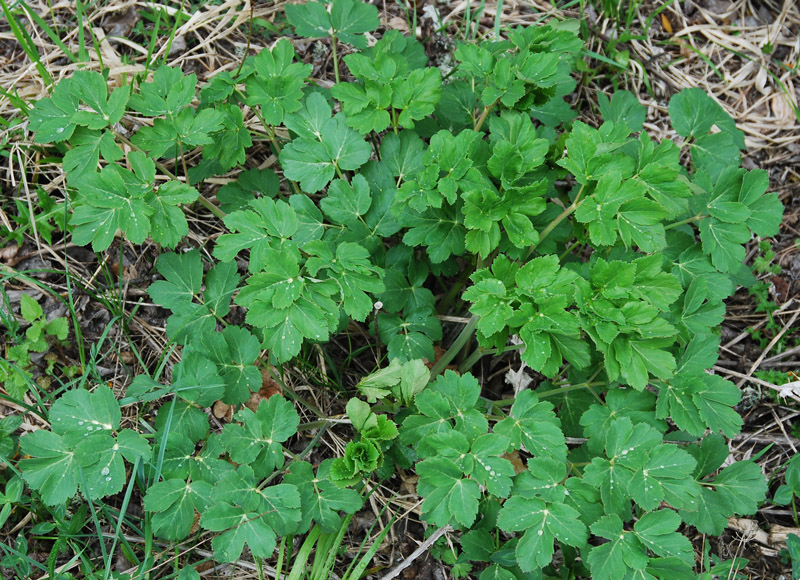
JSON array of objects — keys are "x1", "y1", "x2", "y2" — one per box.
[
  {"x1": 70, "y1": 165, "x2": 153, "y2": 250},
  {"x1": 147, "y1": 181, "x2": 199, "y2": 248},
  {"x1": 133, "y1": 107, "x2": 225, "y2": 158},
  {"x1": 380, "y1": 131, "x2": 425, "y2": 181},
  {"x1": 403, "y1": 207, "x2": 467, "y2": 263},
  {"x1": 320, "y1": 175, "x2": 372, "y2": 225},
  {"x1": 417, "y1": 456, "x2": 481, "y2": 528},
  {"x1": 197, "y1": 326, "x2": 262, "y2": 404},
  {"x1": 378, "y1": 309, "x2": 441, "y2": 362},
  {"x1": 558, "y1": 121, "x2": 634, "y2": 185},
  {"x1": 203, "y1": 504, "x2": 277, "y2": 562},
  {"x1": 221, "y1": 396, "x2": 299, "y2": 476},
  {"x1": 479, "y1": 565, "x2": 516, "y2": 580},
  {"x1": 497, "y1": 496, "x2": 587, "y2": 572},
  {"x1": 49, "y1": 385, "x2": 120, "y2": 442},
  {"x1": 63, "y1": 128, "x2": 123, "y2": 185},
  {"x1": 172, "y1": 350, "x2": 227, "y2": 406},
  {"x1": 580, "y1": 389, "x2": 666, "y2": 454},
  {"x1": 628, "y1": 444, "x2": 699, "y2": 511},
  {"x1": 668, "y1": 88, "x2": 744, "y2": 147},
  {"x1": 237, "y1": 260, "x2": 339, "y2": 363},
  {"x1": 215, "y1": 197, "x2": 299, "y2": 272},
  {"x1": 400, "y1": 371, "x2": 487, "y2": 445},
  {"x1": 356, "y1": 358, "x2": 403, "y2": 402},
  {"x1": 494, "y1": 390, "x2": 566, "y2": 462},
  {"x1": 75, "y1": 433, "x2": 128, "y2": 500},
  {"x1": 201, "y1": 475, "x2": 301, "y2": 562},
  {"x1": 145, "y1": 478, "x2": 213, "y2": 540},
  {"x1": 70, "y1": 70, "x2": 130, "y2": 129},
  {"x1": 392, "y1": 67, "x2": 442, "y2": 128},
  {"x1": 691, "y1": 133, "x2": 740, "y2": 180},
  {"x1": 244, "y1": 38, "x2": 311, "y2": 125},
  {"x1": 633, "y1": 510, "x2": 693, "y2": 564},
  {"x1": 583, "y1": 418, "x2": 662, "y2": 517},
  {"x1": 284, "y1": 460, "x2": 362, "y2": 533},
  {"x1": 656, "y1": 372, "x2": 742, "y2": 437},
  {"x1": 285, "y1": 1, "x2": 330, "y2": 40},
  {"x1": 149, "y1": 252, "x2": 239, "y2": 344},
  {"x1": 129, "y1": 66, "x2": 196, "y2": 116},
  {"x1": 0, "y1": 415, "x2": 22, "y2": 461},
  {"x1": 713, "y1": 460, "x2": 767, "y2": 516},
  {"x1": 201, "y1": 104, "x2": 252, "y2": 171},
  {"x1": 20, "y1": 293, "x2": 43, "y2": 322},
  {"x1": 587, "y1": 516, "x2": 633, "y2": 580},
  {"x1": 280, "y1": 113, "x2": 371, "y2": 193},
  {"x1": 287, "y1": 0, "x2": 379, "y2": 48},
  {"x1": 598, "y1": 90, "x2": 646, "y2": 132},
  {"x1": 670, "y1": 88, "x2": 720, "y2": 137},
  {"x1": 217, "y1": 168, "x2": 280, "y2": 214},
  {"x1": 631, "y1": 136, "x2": 691, "y2": 218},
  {"x1": 154, "y1": 399, "x2": 210, "y2": 442},
  {"x1": 19, "y1": 430, "x2": 78, "y2": 506},
  {"x1": 19, "y1": 386, "x2": 149, "y2": 505},
  {"x1": 28, "y1": 77, "x2": 79, "y2": 142}
]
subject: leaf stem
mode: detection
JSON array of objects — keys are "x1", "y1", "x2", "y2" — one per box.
[
  {"x1": 458, "y1": 342, "x2": 525, "y2": 373},
  {"x1": 429, "y1": 314, "x2": 478, "y2": 377},
  {"x1": 526, "y1": 185, "x2": 586, "y2": 259},
  {"x1": 537, "y1": 380, "x2": 606, "y2": 399},
  {"x1": 233, "y1": 92, "x2": 302, "y2": 196},
  {"x1": 664, "y1": 214, "x2": 704, "y2": 230},
  {"x1": 114, "y1": 131, "x2": 226, "y2": 220},
  {"x1": 473, "y1": 98, "x2": 499, "y2": 132},
  {"x1": 558, "y1": 239, "x2": 584, "y2": 261},
  {"x1": 331, "y1": 35, "x2": 341, "y2": 84},
  {"x1": 234, "y1": 2, "x2": 254, "y2": 79}
]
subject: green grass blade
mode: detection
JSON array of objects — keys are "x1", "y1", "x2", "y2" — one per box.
[
  {"x1": 18, "y1": 1, "x2": 78, "y2": 63},
  {"x1": 342, "y1": 515, "x2": 395, "y2": 580},
  {"x1": 0, "y1": 0, "x2": 52, "y2": 86}
]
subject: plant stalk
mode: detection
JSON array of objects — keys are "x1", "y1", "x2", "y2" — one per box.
[{"x1": 429, "y1": 314, "x2": 478, "y2": 377}]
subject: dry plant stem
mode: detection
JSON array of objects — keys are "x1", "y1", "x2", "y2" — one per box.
[
  {"x1": 738, "y1": 299, "x2": 799, "y2": 387},
  {"x1": 713, "y1": 365, "x2": 800, "y2": 404},
  {"x1": 377, "y1": 525, "x2": 453, "y2": 580}
]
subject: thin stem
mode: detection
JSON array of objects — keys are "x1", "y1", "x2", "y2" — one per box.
[
  {"x1": 458, "y1": 343, "x2": 525, "y2": 373},
  {"x1": 473, "y1": 98, "x2": 499, "y2": 132},
  {"x1": 558, "y1": 239, "x2": 583, "y2": 261},
  {"x1": 438, "y1": 257, "x2": 477, "y2": 314},
  {"x1": 331, "y1": 35, "x2": 340, "y2": 84},
  {"x1": 114, "y1": 132, "x2": 226, "y2": 220},
  {"x1": 429, "y1": 315, "x2": 478, "y2": 377},
  {"x1": 233, "y1": 90, "x2": 302, "y2": 196},
  {"x1": 526, "y1": 185, "x2": 586, "y2": 259},
  {"x1": 537, "y1": 380, "x2": 606, "y2": 399},
  {"x1": 234, "y1": 2, "x2": 254, "y2": 78},
  {"x1": 334, "y1": 161, "x2": 346, "y2": 180},
  {"x1": 176, "y1": 142, "x2": 190, "y2": 183},
  {"x1": 664, "y1": 214, "x2": 704, "y2": 230}
]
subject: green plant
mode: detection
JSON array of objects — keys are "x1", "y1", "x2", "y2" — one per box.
[
  {"x1": 753, "y1": 239, "x2": 781, "y2": 276},
  {"x1": 0, "y1": 292, "x2": 71, "y2": 399},
  {"x1": 780, "y1": 533, "x2": 800, "y2": 580},
  {"x1": 6, "y1": 0, "x2": 785, "y2": 576},
  {"x1": 773, "y1": 453, "x2": 800, "y2": 525}
]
